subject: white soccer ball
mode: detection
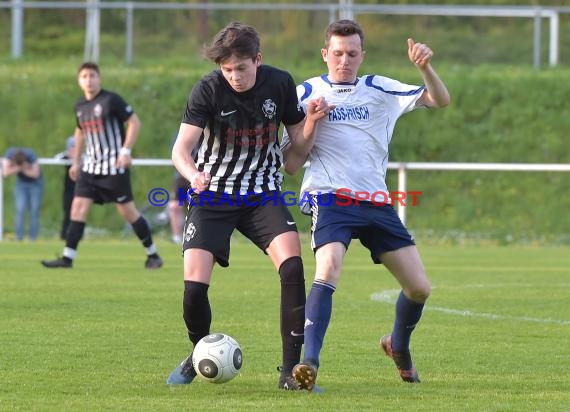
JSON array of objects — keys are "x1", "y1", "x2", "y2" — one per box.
[{"x1": 192, "y1": 333, "x2": 242, "y2": 383}]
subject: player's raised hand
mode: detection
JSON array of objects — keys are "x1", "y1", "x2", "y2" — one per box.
[
  {"x1": 306, "y1": 96, "x2": 335, "y2": 122},
  {"x1": 116, "y1": 153, "x2": 132, "y2": 169},
  {"x1": 68, "y1": 163, "x2": 79, "y2": 182},
  {"x1": 408, "y1": 38, "x2": 433, "y2": 69},
  {"x1": 191, "y1": 171, "x2": 211, "y2": 194}
]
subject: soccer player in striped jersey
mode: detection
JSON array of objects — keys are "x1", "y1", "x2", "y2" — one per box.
[
  {"x1": 41, "y1": 62, "x2": 162, "y2": 270},
  {"x1": 283, "y1": 19, "x2": 450, "y2": 390},
  {"x1": 166, "y1": 22, "x2": 333, "y2": 391}
]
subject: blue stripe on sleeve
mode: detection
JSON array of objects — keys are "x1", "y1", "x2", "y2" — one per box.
[
  {"x1": 364, "y1": 75, "x2": 425, "y2": 96},
  {"x1": 299, "y1": 81, "x2": 313, "y2": 102}
]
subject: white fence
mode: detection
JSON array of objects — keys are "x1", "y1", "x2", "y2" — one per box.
[
  {"x1": 2, "y1": 159, "x2": 570, "y2": 241},
  {"x1": 2, "y1": 1, "x2": 570, "y2": 68}
]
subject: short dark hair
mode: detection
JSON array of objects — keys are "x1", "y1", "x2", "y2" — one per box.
[
  {"x1": 204, "y1": 21, "x2": 261, "y2": 64},
  {"x1": 325, "y1": 19, "x2": 365, "y2": 50},
  {"x1": 12, "y1": 150, "x2": 27, "y2": 166},
  {"x1": 77, "y1": 61, "x2": 100, "y2": 75}
]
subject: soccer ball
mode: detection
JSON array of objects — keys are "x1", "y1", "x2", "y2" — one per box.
[{"x1": 192, "y1": 333, "x2": 242, "y2": 383}]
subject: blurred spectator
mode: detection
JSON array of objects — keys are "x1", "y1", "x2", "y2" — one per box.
[
  {"x1": 169, "y1": 171, "x2": 191, "y2": 244},
  {"x1": 54, "y1": 136, "x2": 76, "y2": 239},
  {"x1": 168, "y1": 134, "x2": 192, "y2": 244},
  {"x1": 1, "y1": 147, "x2": 44, "y2": 240}
]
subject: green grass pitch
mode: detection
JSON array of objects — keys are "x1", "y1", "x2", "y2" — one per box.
[{"x1": 0, "y1": 237, "x2": 569, "y2": 411}]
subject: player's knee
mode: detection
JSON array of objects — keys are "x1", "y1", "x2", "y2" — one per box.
[
  {"x1": 184, "y1": 280, "x2": 209, "y2": 304},
  {"x1": 70, "y1": 200, "x2": 90, "y2": 220},
  {"x1": 278, "y1": 256, "x2": 305, "y2": 284},
  {"x1": 168, "y1": 200, "x2": 179, "y2": 214},
  {"x1": 406, "y1": 281, "x2": 431, "y2": 303}
]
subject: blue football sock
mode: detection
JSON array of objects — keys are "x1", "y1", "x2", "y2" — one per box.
[
  {"x1": 303, "y1": 280, "x2": 336, "y2": 368},
  {"x1": 391, "y1": 290, "x2": 424, "y2": 353}
]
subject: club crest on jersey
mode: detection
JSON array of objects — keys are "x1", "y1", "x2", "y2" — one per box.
[
  {"x1": 93, "y1": 103, "x2": 103, "y2": 117},
  {"x1": 185, "y1": 222, "x2": 196, "y2": 242},
  {"x1": 262, "y1": 98, "x2": 276, "y2": 119}
]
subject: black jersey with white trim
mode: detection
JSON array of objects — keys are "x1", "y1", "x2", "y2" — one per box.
[
  {"x1": 75, "y1": 89, "x2": 134, "y2": 176},
  {"x1": 182, "y1": 65, "x2": 304, "y2": 195}
]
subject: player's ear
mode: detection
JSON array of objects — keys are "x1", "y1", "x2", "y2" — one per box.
[
  {"x1": 321, "y1": 48, "x2": 327, "y2": 62},
  {"x1": 254, "y1": 53, "x2": 262, "y2": 66}
]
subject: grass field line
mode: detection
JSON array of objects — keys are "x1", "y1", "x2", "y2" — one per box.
[
  {"x1": 371, "y1": 289, "x2": 570, "y2": 326},
  {"x1": 422, "y1": 266, "x2": 569, "y2": 272}
]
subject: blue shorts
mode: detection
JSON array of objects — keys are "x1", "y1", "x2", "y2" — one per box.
[{"x1": 310, "y1": 195, "x2": 415, "y2": 264}]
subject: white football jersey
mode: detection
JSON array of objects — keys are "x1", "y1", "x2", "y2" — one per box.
[{"x1": 283, "y1": 74, "x2": 424, "y2": 201}]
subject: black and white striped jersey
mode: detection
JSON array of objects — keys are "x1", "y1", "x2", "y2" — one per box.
[
  {"x1": 182, "y1": 65, "x2": 305, "y2": 195},
  {"x1": 75, "y1": 89, "x2": 134, "y2": 175}
]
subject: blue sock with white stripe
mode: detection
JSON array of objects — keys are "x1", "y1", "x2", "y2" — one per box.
[
  {"x1": 303, "y1": 280, "x2": 336, "y2": 368},
  {"x1": 391, "y1": 290, "x2": 424, "y2": 353}
]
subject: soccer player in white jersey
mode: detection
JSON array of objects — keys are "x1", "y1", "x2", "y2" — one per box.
[{"x1": 282, "y1": 19, "x2": 450, "y2": 390}]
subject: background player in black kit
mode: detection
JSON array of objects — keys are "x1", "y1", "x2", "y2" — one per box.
[
  {"x1": 41, "y1": 62, "x2": 163, "y2": 270},
  {"x1": 166, "y1": 22, "x2": 332, "y2": 390}
]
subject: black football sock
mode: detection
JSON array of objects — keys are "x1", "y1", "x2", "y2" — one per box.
[
  {"x1": 63, "y1": 221, "x2": 85, "y2": 260},
  {"x1": 278, "y1": 256, "x2": 306, "y2": 374},
  {"x1": 183, "y1": 280, "x2": 212, "y2": 347},
  {"x1": 131, "y1": 216, "x2": 153, "y2": 248}
]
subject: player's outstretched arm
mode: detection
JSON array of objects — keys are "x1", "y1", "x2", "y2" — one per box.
[
  {"x1": 69, "y1": 127, "x2": 85, "y2": 181},
  {"x1": 117, "y1": 113, "x2": 141, "y2": 169},
  {"x1": 172, "y1": 123, "x2": 210, "y2": 193},
  {"x1": 283, "y1": 97, "x2": 335, "y2": 175},
  {"x1": 282, "y1": 120, "x2": 308, "y2": 175},
  {"x1": 408, "y1": 38, "x2": 450, "y2": 109}
]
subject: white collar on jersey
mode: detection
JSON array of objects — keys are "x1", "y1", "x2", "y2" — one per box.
[{"x1": 321, "y1": 74, "x2": 360, "y2": 87}]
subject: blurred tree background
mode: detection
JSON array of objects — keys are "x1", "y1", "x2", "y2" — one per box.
[
  {"x1": 1, "y1": 0, "x2": 570, "y2": 67},
  {"x1": 1, "y1": 1, "x2": 569, "y2": 244}
]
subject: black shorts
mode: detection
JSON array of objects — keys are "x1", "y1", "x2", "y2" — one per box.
[
  {"x1": 182, "y1": 191, "x2": 298, "y2": 267},
  {"x1": 74, "y1": 170, "x2": 134, "y2": 205},
  {"x1": 172, "y1": 175, "x2": 191, "y2": 201}
]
